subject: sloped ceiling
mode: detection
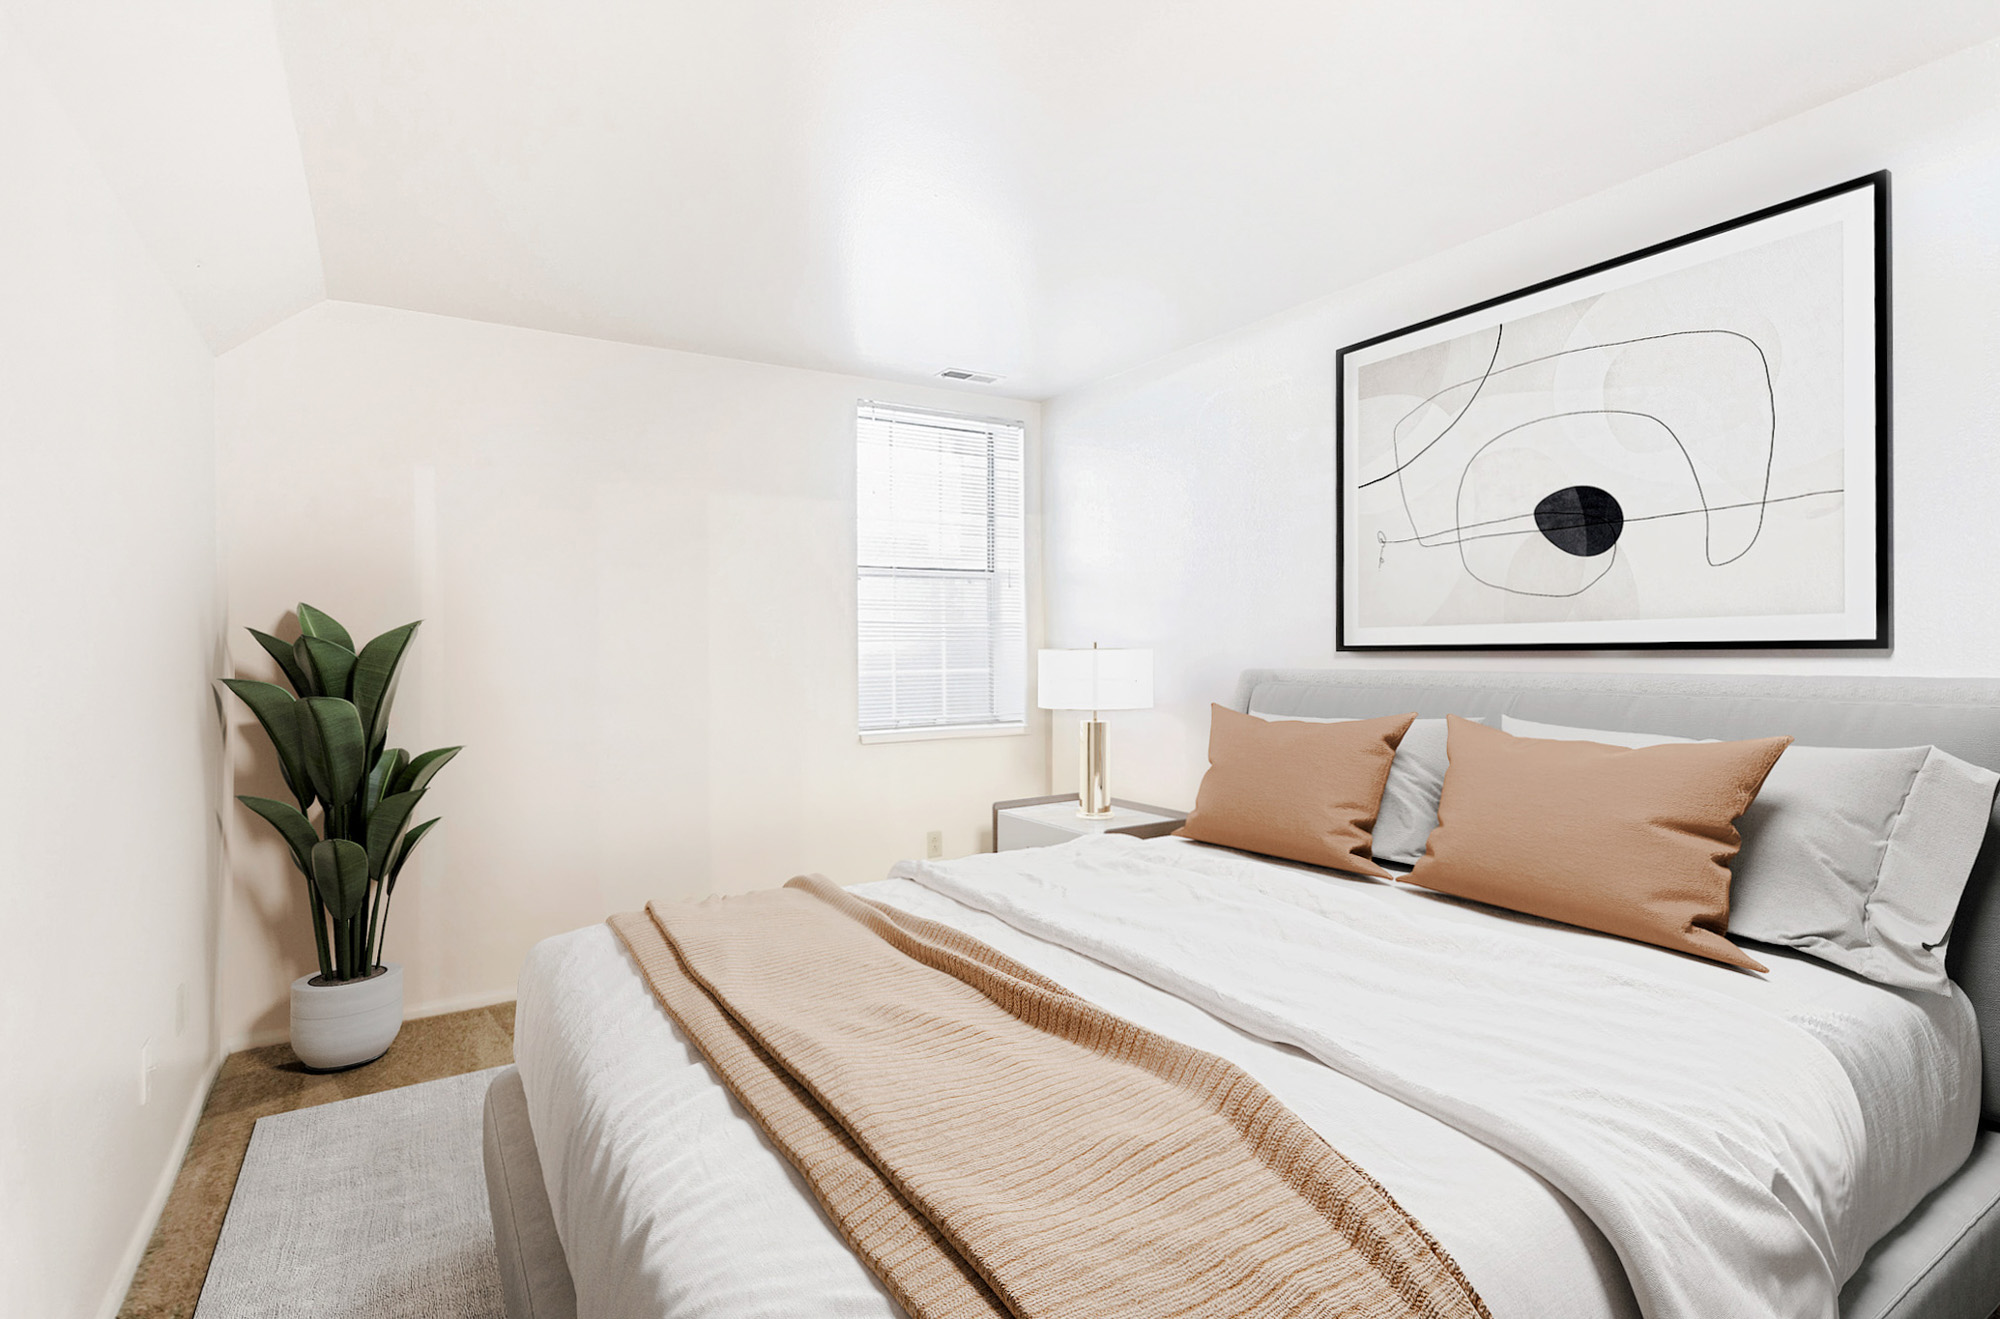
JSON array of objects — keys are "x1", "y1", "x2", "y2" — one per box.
[
  {"x1": 2, "y1": 0, "x2": 323, "y2": 351},
  {"x1": 16, "y1": 2, "x2": 2000, "y2": 392}
]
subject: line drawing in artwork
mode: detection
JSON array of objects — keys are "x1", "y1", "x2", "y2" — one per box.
[
  {"x1": 1454, "y1": 409, "x2": 1745, "y2": 582},
  {"x1": 1374, "y1": 324, "x2": 1505, "y2": 550},
  {"x1": 1375, "y1": 486, "x2": 1844, "y2": 550},
  {"x1": 1359, "y1": 327, "x2": 1788, "y2": 599}
]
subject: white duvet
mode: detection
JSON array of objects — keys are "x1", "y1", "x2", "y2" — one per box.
[{"x1": 515, "y1": 835, "x2": 1981, "y2": 1319}]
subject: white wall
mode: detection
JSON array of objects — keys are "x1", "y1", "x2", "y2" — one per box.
[
  {"x1": 1042, "y1": 40, "x2": 2000, "y2": 810},
  {"x1": 0, "y1": 16, "x2": 223, "y2": 1319},
  {"x1": 215, "y1": 302, "x2": 1045, "y2": 1048}
]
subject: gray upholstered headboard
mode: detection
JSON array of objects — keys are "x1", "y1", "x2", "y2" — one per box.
[{"x1": 1232, "y1": 668, "x2": 2000, "y2": 1127}]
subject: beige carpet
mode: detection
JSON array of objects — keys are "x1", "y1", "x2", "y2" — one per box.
[{"x1": 119, "y1": 1004, "x2": 516, "y2": 1319}]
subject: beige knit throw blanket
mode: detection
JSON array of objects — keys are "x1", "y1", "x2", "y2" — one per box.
[{"x1": 610, "y1": 876, "x2": 1489, "y2": 1319}]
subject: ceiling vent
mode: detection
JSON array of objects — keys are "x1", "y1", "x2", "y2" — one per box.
[{"x1": 937, "y1": 368, "x2": 1002, "y2": 384}]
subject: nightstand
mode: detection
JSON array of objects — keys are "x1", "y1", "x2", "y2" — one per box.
[{"x1": 992, "y1": 795, "x2": 1188, "y2": 852}]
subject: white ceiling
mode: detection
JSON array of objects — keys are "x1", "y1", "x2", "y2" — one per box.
[
  {"x1": 12, "y1": 2, "x2": 2000, "y2": 395},
  {"x1": 1, "y1": 0, "x2": 322, "y2": 350}
]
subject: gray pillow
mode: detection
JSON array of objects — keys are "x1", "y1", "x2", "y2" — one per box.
[
  {"x1": 1503, "y1": 715, "x2": 2000, "y2": 994},
  {"x1": 1250, "y1": 712, "x2": 1461, "y2": 866}
]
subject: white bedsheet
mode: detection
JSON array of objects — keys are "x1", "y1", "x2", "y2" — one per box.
[{"x1": 515, "y1": 836, "x2": 1980, "y2": 1319}]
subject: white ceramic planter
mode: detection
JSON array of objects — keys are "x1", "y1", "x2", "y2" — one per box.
[{"x1": 290, "y1": 963, "x2": 404, "y2": 1071}]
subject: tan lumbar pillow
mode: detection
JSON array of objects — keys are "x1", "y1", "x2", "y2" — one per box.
[
  {"x1": 1501, "y1": 715, "x2": 2000, "y2": 993},
  {"x1": 1178, "y1": 704, "x2": 1416, "y2": 878},
  {"x1": 1405, "y1": 715, "x2": 1791, "y2": 970},
  {"x1": 1250, "y1": 714, "x2": 1474, "y2": 865}
]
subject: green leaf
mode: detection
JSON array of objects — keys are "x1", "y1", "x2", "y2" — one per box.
[
  {"x1": 309, "y1": 838, "x2": 371, "y2": 922},
  {"x1": 364, "y1": 747, "x2": 408, "y2": 819},
  {"x1": 247, "y1": 628, "x2": 311, "y2": 697},
  {"x1": 352, "y1": 622, "x2": 419, "y2": 754},
  {"x1": 296, "y1": 697, "x2": 368, "y2": 815},
  {"x1": 390, "y1": 745, "x2": 461, "y2": 797},
  {"x1": 296, "y1": 603, "x2": 355, "y2": 652},
  {"x1": 365, "y1": 790, "x2": 425, "y2": 880},
  {"x1": 237, "y1": 795, "x2": 321, "y2": 877},
  {"x1": 289, "y1": 638, "x2": 321, "y2": 697},
  {"x1": 387, "y1": 818, "x2": 440, "y2": 892},
  {"x1": 220, "y1": 679, "x2": 314, "y2": 810},
  {"x1": 298, "y1": 636, "x2": 358, "y2": 702}
]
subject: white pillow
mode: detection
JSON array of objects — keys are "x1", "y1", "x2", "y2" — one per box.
[
  {"x1": 1250, "y1": 712, "x2": 1464, "y2": 866},
  {"x1": 1502, "y1": 715, "x2": 1999, "y2": 994}
]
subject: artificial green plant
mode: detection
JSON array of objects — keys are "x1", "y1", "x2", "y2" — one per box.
[{"x1": 224, "y1": 604, "x2": 461, "y2": 983}]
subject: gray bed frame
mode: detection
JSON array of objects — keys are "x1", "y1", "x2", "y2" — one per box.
[{"x1": 484, "y1": 669, "x2": 2000, "y2": 1319}]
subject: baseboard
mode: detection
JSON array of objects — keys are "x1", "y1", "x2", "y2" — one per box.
[
  {"x1": 231, "y1": 1023, "x2": 290, "y2": 1051},
  {"x1": 406, "y1": 985, "x2": 517, "y2": 1020},
  {"x1": 97, "y1": 1048, "x2": 225, "y2": 1319},
  {"x1": 228, "y1": 985, "x2": 517, "y2": 1052}
]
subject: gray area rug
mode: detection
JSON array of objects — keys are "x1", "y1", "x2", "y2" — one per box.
[{"x1": 196, "y1": 1067, "x2": 506, "y2": 1319}]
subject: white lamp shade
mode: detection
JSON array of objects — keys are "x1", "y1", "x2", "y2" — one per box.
[{"x1": 1036, "y1": 648, "x2": 1153, "y2": 711}]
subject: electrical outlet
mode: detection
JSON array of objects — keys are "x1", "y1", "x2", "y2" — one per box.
[
  {"x1": 925, "y1": 830, "x2": 943, "y2": 859},
  {"x1": 139, "y1": 1040, "x2": 155, "y2": 1106},
  {"x1": 175, "y1": 982, "x2": 188, "y2": 1038}
]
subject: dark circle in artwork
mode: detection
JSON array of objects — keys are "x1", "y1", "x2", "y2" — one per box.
[{"x1": 1533, "y1": 485, "x2": 1625, "y2": 557}]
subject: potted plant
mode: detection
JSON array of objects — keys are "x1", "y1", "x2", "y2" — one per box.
[{"x1": 223, "y1": 604, "x2": 460, "y2": 1070}]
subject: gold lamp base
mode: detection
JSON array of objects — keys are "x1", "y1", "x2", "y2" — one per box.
[{"x1": 1077, "y1": 717, "x2": 1112, "y2": 818}]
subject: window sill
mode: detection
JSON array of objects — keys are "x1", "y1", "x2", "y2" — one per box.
[{"x1": 860, "y1": 723, "x2": 1028, "y2": 745}]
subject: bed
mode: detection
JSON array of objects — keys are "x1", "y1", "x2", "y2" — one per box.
[{"x1": 483, "y1": 669, "x2": 2000, "y2": 1319}]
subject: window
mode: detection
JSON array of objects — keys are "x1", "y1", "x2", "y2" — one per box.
[{"x1": 856, "y1": 402, "x2": 1025, "y2": 738}]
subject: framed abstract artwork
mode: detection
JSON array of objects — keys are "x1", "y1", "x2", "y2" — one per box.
[{"x1": 1336, "y1": 172, "x2": 1889, "y2": 651}]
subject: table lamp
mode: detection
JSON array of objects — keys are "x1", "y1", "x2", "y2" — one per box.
[{"x1": 1036, "y1": 645, "x2": 1154, "y2": 818}]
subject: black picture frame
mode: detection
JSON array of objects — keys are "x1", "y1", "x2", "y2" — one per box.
[{"x1": 1335, "y1": 171, "x2": 1890, "y2": 652}]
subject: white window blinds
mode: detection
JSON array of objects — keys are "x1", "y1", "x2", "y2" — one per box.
[{"x1": 857, "y1": 402, "x2": 1026, "y2": 735}]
